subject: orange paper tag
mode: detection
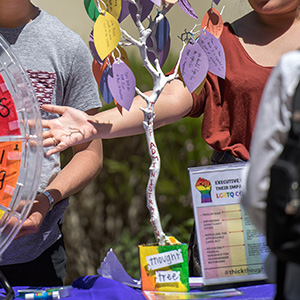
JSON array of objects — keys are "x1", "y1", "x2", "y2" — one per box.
[
  {"x1": 0, "y1": 141, "x2": 22, "y2": 208},
  {"x1": 201, "y1": 7, "x2": 223, "y2": 39}
]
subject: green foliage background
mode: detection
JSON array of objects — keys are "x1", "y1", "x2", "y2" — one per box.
[{"x1": 61, "y1": 55, "x2": 213, "y2": 284}]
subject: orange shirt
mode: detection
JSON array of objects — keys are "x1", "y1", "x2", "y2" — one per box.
[{"x1": 188, "y1": 23, "x2": 272, "y2": 161}]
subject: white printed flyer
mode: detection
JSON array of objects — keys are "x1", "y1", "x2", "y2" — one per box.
[{"x1": 188, "y1": 162, "x2": 269, "y2": 286}]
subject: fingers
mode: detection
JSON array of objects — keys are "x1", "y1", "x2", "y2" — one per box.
[{"x1": 42, "y1": 104, "x2": 68, "y2": 115}]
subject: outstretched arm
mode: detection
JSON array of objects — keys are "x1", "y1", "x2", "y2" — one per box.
[
  {"x1": 42, "y1": 79, "x2": 193, "y2": 156},
  {"x1": 17, "y1": 108, "x2": 103, "y2": 238}
]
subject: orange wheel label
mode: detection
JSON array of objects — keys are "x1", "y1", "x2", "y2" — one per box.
[{"x1": 0, "y1": 141, "x2": 22, "y2": 207}]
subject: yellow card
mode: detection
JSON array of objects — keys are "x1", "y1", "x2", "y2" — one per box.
[
  {"x1": 104, "y1": 0, "x2": 122, "y2": 20},
  {"x1": 94, "y1": 12, "x2": 121, "y2": 60}
]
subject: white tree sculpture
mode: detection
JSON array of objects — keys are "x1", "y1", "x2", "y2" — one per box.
[{"x1": 87, "y1": 0, "x2": 224, "y2": 245}]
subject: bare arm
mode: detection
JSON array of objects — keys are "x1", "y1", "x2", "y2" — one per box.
[
  {"x1": 17, "y1": 108, "x2": 103, "y2": 238},
  {"x1": 42, "y1": 79, "x2": 193, "y2": 155}
]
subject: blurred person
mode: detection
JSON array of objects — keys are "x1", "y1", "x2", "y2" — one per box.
[{"x1": 242, "y1": 50, "x2": 300, "y2": 300}]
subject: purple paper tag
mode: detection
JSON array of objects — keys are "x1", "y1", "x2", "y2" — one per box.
[
  {"x1": 118, "y1": 0, "x2": 130, "y2": 23},
  {"x1": 129, "y1": 0, "x2": 154, "y2": 23},
  {"x1": 100, "y1": 67, "x2": 114, "y2": 104},
  {"x1": 213, "y1": 0, "x2": 221, "y2": 4},
  {"x1": 147, "y1": 35, "x2": 170, "y2": 67},
  {"x1": 180, "y1": 41, "x2": 208, "y2": 93},
  {"x1": 150, "y1": 0, "x2": 161, "y2": 6},
  {"x1": 89, "y1": 30, "x2": 104, "y2": 65},
  {"x1": 197, "y1": 30, "x2": 226, "y2": 79},
  {"x1": 178, "y1": 0, "x2": 198, "y2": 20},
  {"x1": 108, "y1": 61, "x2": 136, "y2": 111}
]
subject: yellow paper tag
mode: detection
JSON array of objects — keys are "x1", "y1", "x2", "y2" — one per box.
[
  {"x1": 93, "y1": 12, "x2": 121, "y2": 60},
  {"x1": 104, "y1": 0, "x2": 122, "y2": 20},
  {"x1": 113, "y1": 46, "x2": 130, "y2": 66}
]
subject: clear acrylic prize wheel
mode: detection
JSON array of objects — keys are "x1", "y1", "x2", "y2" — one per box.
[{"x1": 0, "y1": 35, "x2": 43, "y2": 258}]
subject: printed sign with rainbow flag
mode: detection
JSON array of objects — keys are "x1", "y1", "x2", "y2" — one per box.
[
  {"x1": 139, "y1": 244, "x2": 189, "y2": 292},
  {"x1": 189, "y1": 162, "x2": 269, "y2": 286}
]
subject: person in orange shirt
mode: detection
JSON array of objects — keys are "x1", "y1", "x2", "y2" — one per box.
[{"x1": 42, "y1": 0, "x2": 300, "y2": 277}]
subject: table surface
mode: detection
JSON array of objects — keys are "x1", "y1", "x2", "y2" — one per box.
[{"x1": 0, "y1": 276, "x2": 276, "y2": 300}]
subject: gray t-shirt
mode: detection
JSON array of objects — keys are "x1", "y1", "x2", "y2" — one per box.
[{"x1": 0, "y1": 9, "x2": 101, "y2": 264}]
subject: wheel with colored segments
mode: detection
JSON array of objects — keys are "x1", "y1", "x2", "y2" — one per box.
[{"x1": 0, "y1": 35, "x2": 43, "y2": 257}]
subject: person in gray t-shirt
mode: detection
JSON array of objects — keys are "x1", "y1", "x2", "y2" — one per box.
[{"x1": 0, "y1": 0, "x2": 103, "y2": 286}]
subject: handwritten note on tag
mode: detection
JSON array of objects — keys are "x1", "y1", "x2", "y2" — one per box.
[
  {"x1": 180, "y1": 41, "x2": 208, "y2": 93},
  {"x1": 201, "y1": 7, "x2": 224, "y2": 39},
  {"x1": 93, "y1": 12, "x2": 121, "y2": 60},
  {"x1": 105, "y1": 0, "x2": 123, "y2": 20},
  {"x1": 146, "y1": 249, "x2": 184, "y2": 270},
  {"x1": 178, "y1": 0, "x2": 198, "y2": 19},
  {"x1": 108, "y1": 61, "x2": 136, "y2": 111},
  {"x1": 198, "y1": 30, "x2": 226, "y2": 79}
]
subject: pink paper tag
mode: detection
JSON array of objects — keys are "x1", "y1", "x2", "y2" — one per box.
[
  {"x1": 108, "y1": 61, "x2": 136, "y2": 111},
  {"x1": 180, "y1": 41, "x2": 208, "y2": 93},
  {"x1": 197, "y1": 30, "x2": 226, "y2": 79},
  {"x1": 178, "y1": 0, "x2": 198, "y2": 19}
]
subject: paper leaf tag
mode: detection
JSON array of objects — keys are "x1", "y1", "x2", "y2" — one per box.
[
  {"x1": 147, "y1": 36, "x2": 170, "y2": 67},
  {"x1": 105, "y1": 0, "x2": 123, "y2": 20},
  {"x1": 100, "y1": 67, "x2": 114, "y2": 104},
  {"x1": 93, "y1": 12, "x2": 121, "y2": 60},
  {"x1": 84, "y1": 0, "x2": 122, "y2": 21},
  {"x1": 201, "y1": 7, "x2": 223, "y2": 39},
  {"x1": 113, "y1": 46, "x2": 130, "y2": 66},
  {"x1": 92, "y1": 55, "x2": 113, "y2": 85},
  {"x1": 155, "y1": 16, "x2": 170, "y2": 51},
  {"x1": 129, "y1": 0, "x2": 154, "y2": 23},
  {"x1": 180, "y1": 41, "x2": 208, "y2": 93},
  {"x1": 197, "y1": 30, "x2": 226, "y2": 79},
  {"x1": 89, "y1": 30, "x2": 104, "y2": 65},
  {"x1": 178, "y1": 0, "x2": 198, "y2": 20},
  {"x1": 108, "y1": 61, "x2": 136, "y2": 111},
  {"x1": 150, "y1": 0, "x2": 161, "y2": 6},
  {"x1": 84, "y1": 0, "x2": 100, "y2": 22},
  {"x1": 118, "y1": 0, "x2": 130, "y2": 22}
]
